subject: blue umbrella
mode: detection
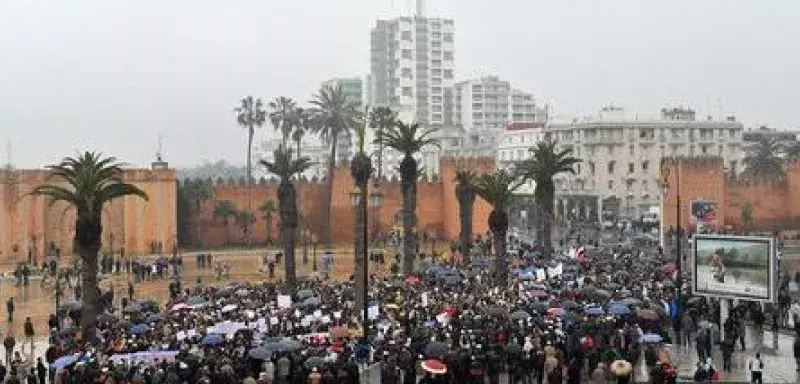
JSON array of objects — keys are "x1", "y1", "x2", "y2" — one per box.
[
  {"x1": 248, "y1": 346, "x2": 273, "y2": 360},
  {"x1": 608, "y1": 305, "x2": 631, "y2": 316},
  {"x1": 640, "y1": 333, "x2": 662, "y2": 343},
  {"x1": 584, "y1": 307, "x2": 605, "y2": 316},
  {"x1": 130, "y1": 324, "x2": 151, "y2": 335},
  {"x1": 51, "y1": 355, "x2": 80, "y2": 369},
  {"x1": 202, "y1": 334, "x2": 225, "y2": 347}
]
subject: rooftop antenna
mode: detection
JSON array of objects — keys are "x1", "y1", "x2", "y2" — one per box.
[
  {"x1": 156, "y1": 134, "x2": 164, "y2": 162},
  {"x1": 4, "y1": 140, "x2": 12, "y2": 169}
]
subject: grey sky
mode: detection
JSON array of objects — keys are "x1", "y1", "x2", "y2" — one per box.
[{"x1": 2, "y1": 0, "x2": 798, "y2": 169}]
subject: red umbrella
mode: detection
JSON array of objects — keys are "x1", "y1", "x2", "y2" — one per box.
[
  {"x1": 421, "y1": 359, "x2": 447, "y2": 375},
  {"x1": 329, "y1": 326, "x2": 349, "y2": 339},
  {"x1": 405, "y1": 275, "x2": 421, "y2": 285}
]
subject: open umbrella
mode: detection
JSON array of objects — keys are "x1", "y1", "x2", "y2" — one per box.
[
  {"x1": 547, "y1": 308, "x2": 566, "y2": 317},
  {"x1": 640, "y1": 333, "x2": 663, "y2": 343},
  {"x1": 123, "y1": 303, "x2": 142, "y2": 313},
  {"x1": 202, "y1": 334, "x2": 225, "y2": 347},
  {"x1": 304, "y1": 356, "x2": 326, "y2": 369},
  {"x1": 235, "y1": 288, "x2": 250, "y2": 297},
  {"x1": 424, "y1": 341, "x2": 447, "y2": 358},
  {"x1": 622, "y1": 298, "x2": 641, "y2": 306},
  {"x1": 221, "y1": 304, "x2": 238, "y2": 313},
  {"x1": 584, "y1": 307, "x2": 604, "y2": 316},
  {"x1": 510, "y1": 310, "x2": 531, "y2": 321},
  {"x1": 421, "y1": 359, "x2": 447, "y2": 375},
  {"x1": 188, "y1": 296, "x2": 206, "y2": 306},
  {"x1": 303, "y1": 297, "x2": 322, "y2": 307},
  {"x1": 528, "y1": 290, "x2": 549, "y2": 299},
  {"x1": 528, "y1": 302, "x2": 548, "y2": 314},
  {"x1": 297, "y1": 289, "x2": 314, "y2": 300},
  {"x1": 405, "y1": 275, "x2": 421, "y2": 285},
  {"x1": 59, "y1": 301, "x2": 82, "y2": 312},
  {"x1": 51, "y1": 354, "x2": 80, "y2": 369},
  {"x1": 171, "y1": 303, "x2": 190, "y2": 312},
  {"x1": 130, "y1": 324, "x2": 151, "y2": 335},
  {"x1": 248, "y1": 346, "x2": 273, "y2": 360},
  {"x1": 660, "y1": 262, "x2": 676, "y2": 275},
  {"x1": 329, "y1": 326, "x2": 349, "y2": 339},
  {"x1": 610, "y1": 360, "x2": 632, "y2": 378},
  {"x1": 608, "y1": 305, "x2": 631, "y2": 316},
  {"x1": 278, "y1": 339, "x2": 302, "y2": 352}
]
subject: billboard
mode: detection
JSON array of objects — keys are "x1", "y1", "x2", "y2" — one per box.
[
  {"x1": 692, "y1": 234, "x2": 775, "y2": 301},
  {"x1": 691, "y1": 199, "x2": 718, "y2": 231}
]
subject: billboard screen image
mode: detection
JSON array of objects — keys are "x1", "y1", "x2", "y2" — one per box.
[
  {"x1": 691, "y1": 200, "x2": 718, "y2": 231},
  {"x1": 692, "y1": 235, "x2": 774, "y2": 301}
]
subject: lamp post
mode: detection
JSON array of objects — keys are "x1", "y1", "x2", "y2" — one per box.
[{"x1": 663, "y1": 160, "x2": 683, "y2": 345}]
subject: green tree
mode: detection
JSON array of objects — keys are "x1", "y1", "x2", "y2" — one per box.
[
  {"x1": 377, "y1": 121, "x2": 439, "y2": 274},
  {"x1": 258, "y1": 200, "x2": 278, "y2": 245},
  {"x1": 470, "y1": 169, "x2": 526, "y2": 280},
  {"x1": 518, "y1": 140, "x2": 580, "y2": 252},
  {"x1": 261, "y1": 146, "x2": 312, "y2": 291},
  {"x1": 742, "y1": 135, "x2": 785, "y2": 180},
  {"x1": 31, "y1": 152, "x2": 148, "y2": 342},
  {"x1": 268, "y1": 96, "x2": 298, "y2": 146},
  {"x1": 213, "y1": 200, "x2": 237, "y2": 245},
  {"x1": 180, "y1": 179, "x2": 214, "y2": 245},
  {"x1": 785, "y1": 142, "x2": 800, "y2": 159},
  {"x1": 292, "y1": 107, "x2": 309, "y2": 159},
  {"x1": 454, "y1": 169, "x2": 477, "y2": 262},
  {"x1": 235, "y1": 210, "x2": 256, "y2": 244},
  {"x1": 309, "y1": 84, "x2": 359, "y2": 247},
  {"x1": 368, "y1": 106, "x2": 397, "y2": 180},
  {"x1": 234, "y1": 96, "x2": 267, "y2": 246}
]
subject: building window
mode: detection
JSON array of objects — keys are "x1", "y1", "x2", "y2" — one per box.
[
  {"x1": 443, "y1": 33, "x2": 453, "y2": 42},
  {"x1": 443, "y1": 69, "x2": 453, "y2": 79},
  {"x1": 432, "y1": 87, "x2": 442, "y2": 94},
  {"x1": 642, "y1": 160, "x2": 649, "y2": 172},
  {"x1": 608, "y1": 180, "x2": 614, "y2": 190},
  {"x1": 608, "y1": 161, "x2": 615, "y2": 174},
  {"x1": 642, "y1": 180, "x2": 648, "y2": 191},
  {"x1": 443, "y1": 51, "x2": 453, "y2": 60},
  {"x1": 518, "y1": 149, "x2": 525, "y2": 159},
  {"x1": 431, "y1": 68, "x2": 442, "y2": 77},
  {"x1": 432, "y1": 60, "x2": 442, "y2": 67},
  {"x1": 402, "y1": 87, "x2": 413, "y2": 97},
  {"x1": 401, "y1": 49, "x2": 412, "y2": 59},
  {"x1": 701, "y1": 145, "x2": 708, "y2": 154},
  {"x1": 718, "y1": 145, "x2": 724, "y2": 155},
  {"x1": 626, "y1": 180, "x2": 634, "y2": 190},
  {"x1": 629, "y1": 145, "x2": 634, "y2": 156},
  {"x1": 607, "y1": 145, "x2": 614, "y2": 155},
  {"x1": 628, "y1": 163, "x2": 634, "y2": 174},
  {"x1": 401, "y1": 31, "x2": 412, "y2": 41},
  {"x1": 589, "y1": 146, "x2": 595, "y2": 156},
  {"x1": 431, "y1": 96, "x2": 442, "y2": 103},
  {"x1": 401, "y1": 68, "x2": 413, "y2": 79},
  {"x1": 729, "y1": 129, "x2": 736, "y2": 138},
  {"x1": 589, "y1": 162, "x2": 595, "y2": 175}
]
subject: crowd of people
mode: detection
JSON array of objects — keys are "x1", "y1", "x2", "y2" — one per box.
[{"x1": 0, "y1": 223, "x2": 794, "y2": 383}]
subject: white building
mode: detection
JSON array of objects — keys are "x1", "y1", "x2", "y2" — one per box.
[
  {"x1": 257, "y1": 137, "x2": 328, "y2": 181},
  {"x1": 496, "y1": 122, "x2": 547, "y2": 195},
  {"x1": 546, "y1": 106, "x2": 744, "y2": 221},
  {"x1": 455, "y1": 76, "x2": 548, "y2": 131},
  {"x1": 369, "y1": 11, "x2": 456, "y2": 127}
]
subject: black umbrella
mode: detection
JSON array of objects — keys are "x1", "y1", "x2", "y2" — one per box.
[
  {"x1": 123, "y1": 303, "x2": 142, "y2": 313},
  {"x1": 424, "y1": 341, "x2": 447, "y2": 358},
  {"x1": 528, "y1": 302, "x2": 548, "y2": 314},
  {"x1": 510, "y1": 310, "x2": 531, "y2": 321},
  {"x1": 297, "y1": 289, "x2": 314, "y2": 300},
  {"x1": 304, "y1": 356, "x2": 326, "y2": 369}
]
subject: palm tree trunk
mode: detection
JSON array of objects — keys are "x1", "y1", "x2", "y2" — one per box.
[
  {"x1": 246, "y1": 126, "x2": 255, "y2": 247},
  {"x1": 323, "y1": 135, "x2": 338, "y2": 248},
  {"x1": 77, "y1": 218, "x2": 101, "y2": 344},
  {"x1": 354, "y1": 186, "x2": 367, "y2": 311},
  {"x1": 457, "y1": 191, "x2": 475, "y2": 264},
  {"x1": 489, "y1": 209, "x2": 509, "y2": 282},
  {"x1": 266, "y1": 215, "x2": 272, "y2": 245},
  {"x1": 401, "y1": 180, "x2": 416, "y2": 274},
  {"x1": 282, "y1": 215, "x2": 297, "y2": 292},
  {"x1": 535, "y1": 181, "x2": 555, "y2": 254}
]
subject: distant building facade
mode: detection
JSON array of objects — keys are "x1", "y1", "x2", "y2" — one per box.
[{"x1": 455, "y1": 76, "x2": 548, "y2": 131}]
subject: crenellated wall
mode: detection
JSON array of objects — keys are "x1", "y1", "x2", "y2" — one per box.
[
  {"x1": 0, "y1": 168, "x2": 177, "y2": 261},
  {"x1": 187, "y1": 157, "x2": 497, "y2": 247},
  {"x1": 661, "y1": 157, "x2": 800, "y2": 231}
]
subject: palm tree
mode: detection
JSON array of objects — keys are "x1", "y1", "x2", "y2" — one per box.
[
  {"x1": 268, "y1": 96, "x2": 298, "y2": 146},
  {"x1": 454, "y1": 169, "x2": 477, "y2": 262},
  {"x1": 292, "y1": 107, "x2": 309, "y2": 159},
  {"x1": 741, "y1": 203, "x2": 754, "y2": 233},
  {"x1": 31, "y1": 152, "x2": 148, "y2": 343},
  {"x1": 309, "y1": 84, "x2": 359, "y2": 247},
  {"x1": 258, "y1": 200, "x2": 278, "y2": 245},
  {"x1": 213, "y1": 200, "x2": 237, "y2": 245},
  {"x1": 470, "y1": 169, "x2": 526, "y2": 280},
  {"x1": 742, "y1": 135, "x2": 785, "y2": 180},
  {"x1": 234, "y1": 96, "x2": 267, "y2": 245},
  {"x1": 518, "y1": 140, "x2": 580, "y2": 253},
  {"x1": 235, "y1": 211, "x2": 256, "y2": 244},
  {"x1": 784, "y1": 142, "x2": 800, "y2": 160},
  {"x1": 377, "y1": 121, "x2": 439, "y2": 274},
  {"x1": 261, "y1": 145, "x2": 312, "y2": 291},
  {"x1": 181, "y1": 179, "x2": 214, "y2": 245},
  {"x1": 368, "y1": 106, "x2": 397, "y2": 180}
]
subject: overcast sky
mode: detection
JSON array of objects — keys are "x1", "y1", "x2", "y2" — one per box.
[{"x1": 2, "y1": 0, "x2": 798, "y2": 168}]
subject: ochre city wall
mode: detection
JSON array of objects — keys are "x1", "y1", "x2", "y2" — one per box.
[
  {"x1": 661, "y1": 157, "x2": 800, "y2": 231},
  {"x1": 0, "y1": 168, "x2": 177, "y2": 261},
  {"x1": 188, "y1": 157, "x2": 496, "y2": 248}
]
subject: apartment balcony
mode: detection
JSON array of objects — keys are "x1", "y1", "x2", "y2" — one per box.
[{"x1": 584, "y1": 136, "x2": 625, "y2": 145}]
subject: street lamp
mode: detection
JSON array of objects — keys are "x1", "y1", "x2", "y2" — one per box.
[
  {"x1": 312, "y1": 234, "x2": 318, "y2": 271},
  {"x1": 663, "y1": 161, "x2": 683, "y2": 345}
]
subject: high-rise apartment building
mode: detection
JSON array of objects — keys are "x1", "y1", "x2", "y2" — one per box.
[
  {"x1": 455, "y1": 76, "x2": 548, "y2": 131},
  {"x1": 370, "y1": 14, "x2": 456, "y2": 127}
]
